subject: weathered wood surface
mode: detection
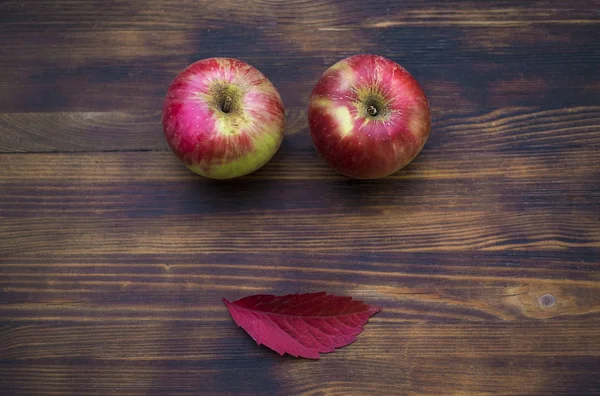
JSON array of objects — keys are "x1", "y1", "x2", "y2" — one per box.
[{"x1": 1, "y1": 0, "x2": 600, "y2": 394}]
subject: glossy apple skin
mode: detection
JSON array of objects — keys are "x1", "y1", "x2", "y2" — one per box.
[
  {"x1": 308, "y1": 54, "x2": 431, "y2": 179},
  {"x1": 162, "y1": 58, "x2": 285, "y2": 179}
]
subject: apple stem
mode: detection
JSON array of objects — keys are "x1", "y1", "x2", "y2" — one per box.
[
  {"x1": 222, "y1": 95, "x2": 233, "y2": 113},
  {"x1": 367, "y1": 105, "x2": 378, "y2": 117}
]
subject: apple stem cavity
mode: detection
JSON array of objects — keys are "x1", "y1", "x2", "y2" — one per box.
[
  {"x1": 366, "y1": 105, "x2": 378, "y2": 117},
  {"x1": 221, "y1": 95, "x2": 233, "y2": 114}
]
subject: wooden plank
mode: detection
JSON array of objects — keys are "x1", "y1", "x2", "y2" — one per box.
[
  {"x1": 1, "y1": 249, "x2": 600, "y2": 321},
  {"x1": 3, "y1": 0, "x2": 599, "y2": 28},
  {"x1": 1, "y1": 106, "x2": 600, "y2": 152},
  {"x1": 1, "y1": 147, "x2": 598, "y2": 183},
  {"x1": 1, "y1": 147, "x2": 599, "y2": 256},
  {"x1": 1, "y1": 2, "x2": 599, "y2": 112},
  {"x1": 2, "y1": 44, "x2": 597, "y2": 112},
  {"x1": 1, "y1": 196, "x2": 599, "y2": 256},
  {"x1": 0, "y1": 321, "x2": 599, "y2": 395},
  {"x1": 0, "y1": 110, "x2": 165, "y2": 152},
  {"x1": 2, "y1": 207, "x2": 597, "y2": 254}
]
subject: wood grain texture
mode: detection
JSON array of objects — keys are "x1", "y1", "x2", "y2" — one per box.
[
  {"x1": 2, "y1": 1, "x2": 600, "y2": 113},
  {"x1": 2, "y1": 106, "x2": 600, "y2": 152},
  {"x1": 1, "y1": 321, "x2": 599, "y2": 395},
  {"x1": 2, "y1": 0, "x2": 600, "y2": 395}
]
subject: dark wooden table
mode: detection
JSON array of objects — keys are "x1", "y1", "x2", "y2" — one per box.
[{"x1": 2, "y1": 1, "x2": 600, "y2": 394}]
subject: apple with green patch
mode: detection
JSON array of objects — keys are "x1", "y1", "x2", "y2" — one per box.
[
  {"x1": 162, "y1": 58, "x2": 285, "y2": 179},
  {"x1": 308, "y1": 54, "x2": 431, "y2": 179}
]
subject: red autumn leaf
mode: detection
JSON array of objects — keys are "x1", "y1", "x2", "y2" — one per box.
[{"x1": 223, "y1": 292, "x2": 381, "y2": 359}]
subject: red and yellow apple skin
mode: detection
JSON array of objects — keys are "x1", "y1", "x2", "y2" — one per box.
[
  {"x1": 162, "y1": 58, "x2": 285, "y2": 179},
  {"x1": 308, "y1": 54, "x2": 431, "y2": 179}
]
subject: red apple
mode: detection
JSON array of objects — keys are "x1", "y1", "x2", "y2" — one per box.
[
  {"x1": 308, "y1": 54, "x2": 431, "y2": 179},
  {"x1": 162, "y1": 58, "x2": 285, "y2": 179}
]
